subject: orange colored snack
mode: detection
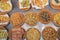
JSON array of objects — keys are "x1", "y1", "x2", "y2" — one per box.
[
  {"x1": 42, "y1": 27, "x2": 57, "y2": 40},
  {"x1": 10, "y1": 12, "x2": 23, "y2": 26}
]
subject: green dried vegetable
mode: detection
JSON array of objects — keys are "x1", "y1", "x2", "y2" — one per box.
[{"x1": 41, "y1": 12, "x2": 50, "y2": 22}]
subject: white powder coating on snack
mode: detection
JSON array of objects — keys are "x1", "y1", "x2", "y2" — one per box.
[
  {"x1": 0, "y1": 14, "x2": 9, "y2": 25},
  {"x1": 31, "y1": 0, "x2": 49, "y2": 9},
  {"x1": 31, "y1": 0, "x2": 43, "y2": 9},
  {"x1": 0, "y1": 0, "x2": 12, "y2": 12},
  {"x1": 18, "y1": 0, "x2": 31, "y2": 9}
]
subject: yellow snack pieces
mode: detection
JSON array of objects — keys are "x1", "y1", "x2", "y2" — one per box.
[
  {"x1": 54, "y1": 13, "x2": 60, "y2": 25},
  {"x1": 0, "y1": 16, "x2": 9, "y2": 22},
  {"x1": 0, "y1": 30, "x2": 7, "y2": 38},
  {"x1": 0, "y1": 3, "x2": 11, "y2": 11}
]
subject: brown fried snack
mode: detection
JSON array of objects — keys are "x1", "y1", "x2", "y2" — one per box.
[
  {"x1": 53, "y1": 12, "x2": 60, "y2": 27},
  {"x1": 24, "y1": 12, "x2": 38, "y2": 26},
  {"x1": 42, "y1": 27, "x2": 57, "y2": 40},
  {"x1": 9, "y1": 26, "x2": 25, "y2": 40},
  {"x1": 50, "y1": 0, "x2": 60, "y2": 9},
  {"x1": 10, "y1": 12, "x2": 23, "y2": 26},
  {"x1": 38, "y1": 9, "x2": 53, "y2": 24},
  {"x1": 26, "y1": 28, "x2": 40, "y2": 40}
]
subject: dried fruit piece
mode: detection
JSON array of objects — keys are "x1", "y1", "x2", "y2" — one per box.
[
  {"x1": 38, "y1": 9, "x2": 53, "y2": 24},
  {"x1": 42, "y1": 27, "x2": 57, "y2": 40},
  {"x1": 40, "y1": 12, "x2": 50, "y2": 22}
]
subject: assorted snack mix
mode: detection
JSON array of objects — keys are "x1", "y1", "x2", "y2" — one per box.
[{"x1": 0, "y1": 0, "x2": 60, "y2": 40}]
